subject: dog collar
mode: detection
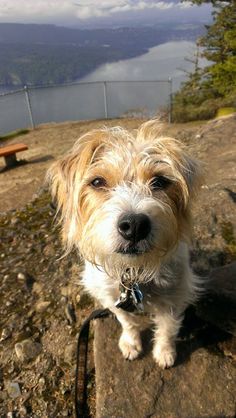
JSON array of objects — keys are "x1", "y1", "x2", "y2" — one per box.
[{"x1": 114, "y1": 270, "x2": 144, "y2": 312}]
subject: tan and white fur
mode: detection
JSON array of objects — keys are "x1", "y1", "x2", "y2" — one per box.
[{"x1": 47, "y1": 120, "x2": 202, "y2": 368}]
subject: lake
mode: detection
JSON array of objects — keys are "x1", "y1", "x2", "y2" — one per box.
[
  {"x1": 0, "y1": 40, "x2": 207, "y2": 95},
  {"x1": 80, "y1": 40, "x2": 208, "y2": 91}
]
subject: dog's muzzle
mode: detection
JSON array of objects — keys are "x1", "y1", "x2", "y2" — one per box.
[{"x1": 117, "y1": 212, "x2": 151, "y2": 255}]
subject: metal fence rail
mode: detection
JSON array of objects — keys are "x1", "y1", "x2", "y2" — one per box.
[{"x1": 0, "y1": 79, "x2": 172, "y2": 136}]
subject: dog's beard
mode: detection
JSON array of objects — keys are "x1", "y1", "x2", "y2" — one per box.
[
  {"x1": 79, "y1": 231, "x2": 176, "y2": 285},
  {"x1": 78, "y1": 186, "x2": 179, "y2": 284}
]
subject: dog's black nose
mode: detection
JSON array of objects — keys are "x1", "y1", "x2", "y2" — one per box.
[{"x1": 118, "y1": 213, "x2": 151, "y2": 242}]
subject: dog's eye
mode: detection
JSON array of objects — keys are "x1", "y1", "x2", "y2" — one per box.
[
  {"x1": 90, "y1": 177, "x2": 107, "y2": 189},
  {"x1": 150, "y1": 176, "x2": 171, "y2": 190}
]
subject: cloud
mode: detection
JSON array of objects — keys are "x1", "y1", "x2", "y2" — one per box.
[
  {"x1": 74, "y1": 1, "x2": 176, "y2": 19},
  {"x1": 0, "y1": 0, "x2": 191, "y2": 22},
  {"x1": 0, "y1": 0, "x2": 74, "y2": 20}
]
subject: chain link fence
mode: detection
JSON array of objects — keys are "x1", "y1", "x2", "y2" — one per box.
[{"x1": 0, "y1": 80, "x2": 172, "y2": 136}]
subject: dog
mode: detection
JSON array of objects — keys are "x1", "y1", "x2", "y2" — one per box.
[{"x1": 47, "y1": 120, "x2": 202, "y2": 368}]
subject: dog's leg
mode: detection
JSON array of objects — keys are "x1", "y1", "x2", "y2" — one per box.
[
  {"x1": 152, "y1": 311, "x2": 182, "y2": 369},
  {"x1": 111, "y1": 308, "x2": 142, "y2": 360}
]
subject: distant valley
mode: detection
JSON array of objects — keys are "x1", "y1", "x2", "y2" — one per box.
[{"x1": 0, "y1": 22, "x2": 205, "y2": 89}]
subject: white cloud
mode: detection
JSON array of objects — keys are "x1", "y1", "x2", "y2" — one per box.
[
  {"x1": 0, "y1": 0, "x2": 74, "y2": 20},
  {"x1": 75, "y1": 1, "x2": 175, "y2": 19},
  {"x1": 0, "y1": 0, "x2": 188, "y2": 22},
  {"x1": 179, "y1": 1, "x2": 192, "y2": 8}
]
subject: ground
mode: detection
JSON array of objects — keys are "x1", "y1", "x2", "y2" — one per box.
[{"x1": 0, "y1": 115, "x2": 235, "y2": 417}]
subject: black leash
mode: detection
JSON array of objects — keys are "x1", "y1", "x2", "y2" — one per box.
[{"x1": 75, "y1": 308, "x2": 111, "y2": 418}]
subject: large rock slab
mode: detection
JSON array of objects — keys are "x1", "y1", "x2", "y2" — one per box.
[
  {"x1": 196, "y1": 262, "x2": 236, "y2": 336},
  {"x1": 95, "y1": 317, "x2": 236, "y2": 418},
  {"x1": 94, "y1": 263, "x2": 236, "y2": 418}
]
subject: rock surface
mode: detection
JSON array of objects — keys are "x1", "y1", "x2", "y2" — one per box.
[
  {"x1": 196, "y1": 262, "x2": 236, "y2": 336},
  {"x1": 95, "y1": 309, "x2": 236, "y2": 418},
  {"x1": 95, "y1": 262, "x2": 236, "y2": 418}
]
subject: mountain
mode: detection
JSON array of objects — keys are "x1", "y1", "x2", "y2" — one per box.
[{"x1": 0, "y1": 22, "x2": 206, "y2": 88}]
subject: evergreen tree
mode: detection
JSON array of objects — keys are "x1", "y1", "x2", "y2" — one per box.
[{"x1": 174, "y1": 0, "x2": 236, "y2": 121}]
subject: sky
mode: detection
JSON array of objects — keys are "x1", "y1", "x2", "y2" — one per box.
[{"x1": 0, "y1": 0, "x2": 212, "y2": 27}]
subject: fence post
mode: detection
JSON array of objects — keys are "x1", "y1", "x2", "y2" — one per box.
[
  {"x1": 168, "y1": 77, "x2": 173, "y2": 124},
  {"x1": 103, "y1": 81, "x2": 108, "y2": 119},
  {"x1": 24, "y1": 85, "x2": 35, "y2": 129}
]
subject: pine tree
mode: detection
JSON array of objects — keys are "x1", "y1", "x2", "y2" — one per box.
[{"x1": 174, "y1": 0, "x2": 236, "y2": 120}]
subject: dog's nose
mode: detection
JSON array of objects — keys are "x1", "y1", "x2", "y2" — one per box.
[{"x1": 118, "y1": 213, "x2": 151, "y2": 242}]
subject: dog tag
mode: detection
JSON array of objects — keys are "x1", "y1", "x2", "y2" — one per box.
[
  {"x1": 115, "y1": 283, "x2": 144, "y2": 312},
  {"x1": 115, "y1": 287, "x2": 136, "y2": 312},
  {"x1": 131, "y1": 284, "x2": 144, "y2": 312}
]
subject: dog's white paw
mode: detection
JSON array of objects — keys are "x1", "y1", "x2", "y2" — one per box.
[
  {"x1": 153, "y1": 343, "x2": 176, "y2": 369},
  {"x1": 119, "y1": 331, "x2": 142, "y2": 360}
]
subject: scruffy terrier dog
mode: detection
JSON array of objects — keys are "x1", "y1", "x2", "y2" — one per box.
[{"x1": 48, "y1": 120, "x2": 201, "y2": 369}]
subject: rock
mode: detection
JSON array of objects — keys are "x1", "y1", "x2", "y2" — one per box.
[
  {"x1": 19, "y1": 405, "x2": 27, "y2": 416},
  {"x1": 43, "y1": 244, "x2": 55, "y2": 257},
  {"x1": 61, "y1": 410, "x2": 70, "y2": 417},
  {"x1": 64, "y1": 343, "x2": 76, "y2": 364},
  {"x1": 94, "y1": 317, "x2": 236, "y2": 418},
  {"x1": 218, "y1": 336, "x2": 236, "y2": 361},
  {"x1": 207, "y1": 262, "x2": 236, "y2": 299},
  {"x1": 32, "y1": 282, "x2": 43, "y2": 294},
  {"x1": 0, "y1": 328, "x2": 11, "y2": 342},
  {"x1": 35, "y1": 300, "x2": 51, "y2": 313},
  {"x1": 65, "y1": 303, "x2": 76, "y2": 325},
  {"x1": 17, "y1": 272, "x2": 26, "y2": 281},
  {"x1": 17, "y1": 271, "x2": 35, "y2": 290},
  {"x1": 0, "y1": 390, "x2": 7, "y2": 401},
  {"x1": 15, "y1": 339, "x2": 42, "y2": 362},
  {"x1": 38, "y1": 377, "x2": 46, "y2": 394},
  {"x1": 10, "y1": 216, "x2": 19, "y2": 225},
  {"x1": 75, "y1": 294, "x2": 81, "y2": 304},
  {"x1": 196, "y1": 262, "x2": 236, "y2": 335},
  {"x1": 7, "y1": 382, "x2": 21, "y2": 399}
]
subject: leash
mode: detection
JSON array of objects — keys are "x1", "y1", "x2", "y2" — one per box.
[{"x1": 75, "y1": 308, "x2": 111, "y2": 418}]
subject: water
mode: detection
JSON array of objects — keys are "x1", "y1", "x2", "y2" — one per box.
[
  {"x1": 0, "y1": 86, "x2": 22, "y2": 94},
  {"x1": 81, "y1": 40, "x2": 208, "y2": 91},
  {"x1": 0, "y1": 41, "x2": 206, "y2": 94},
  {"x1": 0, "y1": 40, "x2": 209, "y2": 134}
]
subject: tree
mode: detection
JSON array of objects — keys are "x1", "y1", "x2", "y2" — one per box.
[
  {"x1": 174, "y1": 0, "x2": 236, "y2": 121},
  {"x1": 183, "y1": 0, "x2": 231, "y2": 5}
]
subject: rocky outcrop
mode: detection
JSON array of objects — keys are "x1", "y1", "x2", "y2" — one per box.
[{"x1": 94, "y1": 263, "x2": 236, "y2": 418}]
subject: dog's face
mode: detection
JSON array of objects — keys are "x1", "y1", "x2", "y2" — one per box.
[{"x1": 48, "y1": 121, "x2": 201, "y2": 281}]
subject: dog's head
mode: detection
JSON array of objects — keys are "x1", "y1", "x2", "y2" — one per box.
[{"x1": 48, "y1": 121, "x2": 202, "y2": 281}]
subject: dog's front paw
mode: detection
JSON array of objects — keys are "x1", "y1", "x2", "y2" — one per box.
[
  {"x1": 153, "y1": 343, "x2": 176, "y2": 369},
  {"x1": 119, "y1": 331, "x2": 142, "y2": 361}
]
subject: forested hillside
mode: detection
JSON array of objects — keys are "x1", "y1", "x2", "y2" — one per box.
[{"x1": 0, "y1": 23, "x2": 203, "y2": 88}]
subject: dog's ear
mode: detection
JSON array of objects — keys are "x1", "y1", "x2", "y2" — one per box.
[
  {"x1": 46, "y1": 130, "x2": 104, "y2": 249},
  {"x1": 180, "y1": 153, "x2": 203, "y2": 199}
]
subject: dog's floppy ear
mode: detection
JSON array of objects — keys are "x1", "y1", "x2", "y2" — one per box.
[
  {"x1": 46, "y1": 130, "x2": 104, "y2": 249},
  {"x1": 180, "y1": 152, "x2": 203, "y2": 199}
]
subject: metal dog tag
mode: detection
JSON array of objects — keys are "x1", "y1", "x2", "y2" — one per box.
[
  {"x1": 115, "y1": 283, "x2": 144, "y2": 312},
  {"x1": 131, "y1": 283, "x2": 144, "y2": 312}
]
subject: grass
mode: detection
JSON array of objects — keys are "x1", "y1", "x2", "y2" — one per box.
[
  {"x1": 216, "y1": 107, "x2": 236, "y2": 117},
  {"x1": 0, "y1": 128, "x2": 30, "y2": 142}
]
